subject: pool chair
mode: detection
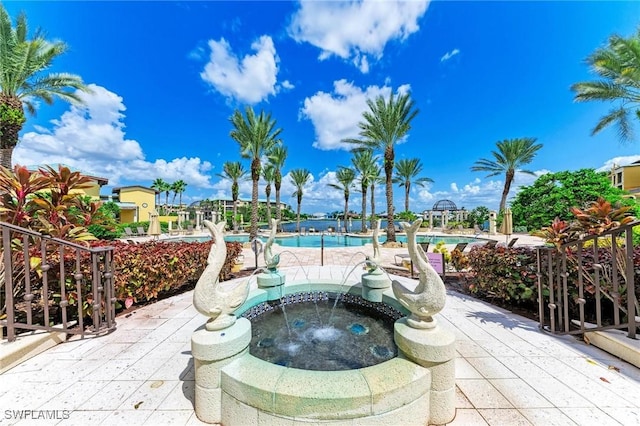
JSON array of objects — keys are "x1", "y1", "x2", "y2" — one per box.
[
  {"x1": 124, "y1": 227, "x2": 135, "y2": 237},
  {"x1": 137, "y1": 226, "x2": 146, "y2": 236},
  {"x1": 484, "y1": 240, "x2": 498, "y2": 248},
  {"x1": 506, "y1": 237, "x2": 518, "y2": 248},
  {"x1": 452, "y1": 242, "x2": 468, "y2": 253}
]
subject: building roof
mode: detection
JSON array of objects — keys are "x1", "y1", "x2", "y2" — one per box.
[{"x1": 112, "y1": 185, "x2": 157, "y2": 194}]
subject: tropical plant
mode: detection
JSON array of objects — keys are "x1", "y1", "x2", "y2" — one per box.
[
  {"x1": 571, "y1": 197, "x2": 635, "y2": 235},
  {"x1": 0, "y1": 5, "x2": 89, "y2": 168},
  {"x1": 328, "y1": 166, "x2": 356, "y2": 228},
  {"x1": 230, "y1": 107, "x2": 282, "y2": 239},
  {"x1": 217, "y1": 161, "x2": 248, "y2": 233},
  {"x1": 571, "y1": 27, "x2": 640, "y2": 142},
  {"x1": 471, "y1": 137, "x2": 543, "y2": 213},
  {"x1": 267, "y1": 145, "x2": 288, "y2": 228},
  {"x1": 263, "y1": 163, "x2": 275, "y2": 223},
  {"x1": 150, "y1": 178, "x2": 167, "y2": 207},
  {"x1": 171, "y1": 180, "x2": 187, "y2": 209},
  {"x1": 510, "y1": 169, "x2": 634, "y2": 231},
  {"x1": 289, "y1": 168, "x2": 311, "y2": 232},
  {"x1": 345, "y1": 92, "x2": 419, "y2": 241},
  {"x1": 393, "y1": 158, "x2": 433, "y2": 213},
  {"x1": 351, "y1": 149, "x2": 378, "y2": 233}
]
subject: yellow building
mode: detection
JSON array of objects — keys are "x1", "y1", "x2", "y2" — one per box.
[
  {"x1": 27, "y1": 164, "x2": 109, "y2": 201},
  {"x1": 610, "y1": 161, "x2": 640, "y2": 195},
  {"x1": 111, "y1": 186, "x2": 157, "y2": 224}
]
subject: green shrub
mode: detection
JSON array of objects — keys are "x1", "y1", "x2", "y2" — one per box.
[{"x1": 466, "y1": 246, "x2": 538, "y2": 303}]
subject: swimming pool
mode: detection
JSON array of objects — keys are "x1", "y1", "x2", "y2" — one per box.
[{"x1": 170, "y1": 234, "x2": 484, "y2": 248}]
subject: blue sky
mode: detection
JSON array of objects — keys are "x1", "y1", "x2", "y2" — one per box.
[{"x1": 6, "y1": 1, "x2": 640, "y2": 215}]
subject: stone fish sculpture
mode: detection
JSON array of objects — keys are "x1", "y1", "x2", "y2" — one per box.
[
  {"x1": 391, "y1": 218, "x2": 446, "y2": 328},
  {"x1": 193, "y1": 220, "x2": 250, "y2": 331}
]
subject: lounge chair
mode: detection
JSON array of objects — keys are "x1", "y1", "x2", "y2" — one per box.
[
  {"x1": 484, "y1": 240, "x2": 498, "y2": 248},
  {"x1": 506, "y1": 237, "x2": 518, "y2": 248},
  {"x1": 419, "y1": 242, "x2": 430, "y2": 253},
  {"x1": 473, "y1": 224, "x2": 484, "y2": 237},
  {"x1": 124, "y1": 227, "x2": 135, "y2": 237},
  {"x1": 137, "y1": 226, "x2": 146, "y2": 236},
  {"x1": 452, "y1": 242, "x2": 468, "y2": 253}
]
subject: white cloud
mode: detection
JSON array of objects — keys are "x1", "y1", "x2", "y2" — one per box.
[
  {"x1": 14, "y1": 84, "x2": 214, "y2": 189},
  {"x1": 200, "y1": 35, "x2": 279, "y2": 104},
  {"x1": 597, "y1": 155, "x2": 640, "y2": 172},
  {"x1": 281, "y1": 80, "x2": 295, "y2": 90},
  {"x1": 450, "y1": 183, "x2": 459, "y2": 192},
  {"x1": 288, "y1": 0, "x2": 429, "y2": 72},
  {"x1": 300, "y1": 80, "x2": 411, "y2": 151},
  {"x1": 440, "y1": 48, "x2": 460, "y2": 62}
]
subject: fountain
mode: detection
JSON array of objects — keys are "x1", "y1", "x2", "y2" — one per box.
[{"x1": 191, "y1": 218, "x2": 456, "y2": 425}]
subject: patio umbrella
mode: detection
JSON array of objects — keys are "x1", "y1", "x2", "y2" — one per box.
[
  {"x1": 502, "y1": 207, "x2": 513, "y2": 244},
  {"x1": 148, "y1": 209, "x2": 161, "y2": 239}
]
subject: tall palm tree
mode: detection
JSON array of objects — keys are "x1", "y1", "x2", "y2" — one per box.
[
  {"x1": 263, "y1": 163, "x2": 275, "y2": 224},
  {"x1": 328, "y1": 166, "x2": 356, "y2": 228},
  {"x1": 471, "y1": 137, "x2": 543, "y2": 213},
  {"x1": 351, "y1": 149, "x2": 378, "y2": 233},
  {"x1": 393, "y1": 158, "x2": 433, "y2": 213},
  {"x1": 171, "y1": 180, "x2": 187, "y2": 209},
  {"x1": 571, "y1": 28, "x2": 640, "y2": 142},
  {"x1": 150, "y1": 178, "x2": 167, "y2": 207},
  {"x1": 268, "y1": 145, "x2": 288, "y2": 226},
  {"x1": 0, "y1": 5, "x2": 89, "y2": 168},
  {"x1": 230, "y1": 106, "x2": 282, "y2": 239},
  {"x1": 345, "y1": 92, "x2": 419, "y2": 241},
  {"x1": 217, "y1": 161, "x2": 248, "y2": 233},
  {"x1": 162, "y1": 182, "x2": 171, "y2": 211},
  {"x1": 290, "y1": 168, "x2": 311, "y2": 232}
]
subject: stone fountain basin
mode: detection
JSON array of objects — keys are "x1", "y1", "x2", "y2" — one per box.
[{"x1": 216, "y1": 281, "x2": 431, "y2": 424}]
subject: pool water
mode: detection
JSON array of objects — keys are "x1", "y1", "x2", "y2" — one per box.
[{"x1": 168, "y1": 234, "x2": 483, "y2": 248}]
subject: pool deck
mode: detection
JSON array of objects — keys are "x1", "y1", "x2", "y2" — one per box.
[{"x1": 2, "y1": 237, "x2": 640, "y2": 425}]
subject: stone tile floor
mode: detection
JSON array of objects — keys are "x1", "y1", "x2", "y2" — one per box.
[{"x1": 2, "y1": 241, "x2": 640, "y2": 425}]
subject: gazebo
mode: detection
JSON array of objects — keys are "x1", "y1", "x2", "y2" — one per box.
[{"x1": 422, "y1": 199, "x2": 467, "y2": 229}]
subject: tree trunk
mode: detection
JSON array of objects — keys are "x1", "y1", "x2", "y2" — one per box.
[
  {"x1": 499, "y1": 170, "x2": 515, "y2": 213},
  {"x1": 361, "y1": 183, "x2": 367, "y2": 233},
  {"x1": 0, "y1": 148, "x2": 13, "y2": 169},
  {"x1": 233, "y1": 200, "x2": 238, "y2": 233},
  {"x1": 343, "y1": 195, "x2": 349, "y2": 231},
  {"x1": 265, "y1": 186, "x2": 271, "y2": 224},
  {"x1": 296, "y1": 196, "x2": 302, "y2": 233},
  {"x1": 251, "y1": 158, "x2": 260, "y2": 239},
  {"x1": 370, "y1": 183, "x2": 376, "y2": 230},
  {"x1": 405, "y1": 182, "x2": 410, "y2": 213},
  {"x1": 275, "y1": 176, "x2": 282, "y2": 225},
  {"x1": 385, "y1": 146, "x2": 396, "y2": 241}
]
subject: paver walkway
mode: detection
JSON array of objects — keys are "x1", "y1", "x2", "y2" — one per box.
[{"x1": 1, "y1": 240, "x2": 640, "y2": 425}]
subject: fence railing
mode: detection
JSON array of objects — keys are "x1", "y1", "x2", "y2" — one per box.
[
  {"x1": 536, "y1": 221, "x2": 638, "y2": 339},
  {"x1": 1, "y1": 222, "x2": 116, "y2": 342}
]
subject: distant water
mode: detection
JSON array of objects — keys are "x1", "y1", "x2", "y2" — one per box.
[{"x1": 280, "y1": 219, "x2": 401, "y2": 232}]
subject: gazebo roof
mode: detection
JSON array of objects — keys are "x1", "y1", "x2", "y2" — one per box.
[{"x1": 432, "y1": 199, "x2": 458, "y2": 211}]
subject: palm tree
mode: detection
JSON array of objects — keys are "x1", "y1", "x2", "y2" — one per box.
[
  {"x1": 230, "y1": 106, "x2": 282, "y2": 239},
  {"x1": 393, "y1": 158, "x2": 433, "y2": 213},
  {"x1": 0, "y1": 5, "x2": 89, "y2": 168},
  {"x1": 268, "y1": 145, "x2": 288, "y2": 226},
  {"x1": 217, "y1": 161, "x2": 248, "y2": 233},
  {"x1": 471, "y1": 138, "x2": 543, "y2": 213},
  {"x1": 345, "y1": 92, "x2": 419, "y2": 241},
  {"x1": 290, "y1": 168, "x2": 311, "y2": 232},
  {"x1": 351, "y1": 149, "x2": 378, "y2": 233},
  {"x1": 150, "y1": 178, "x2": 167, "y2": 207},
  {"x1": 162, "y1": 182, "x2": 171, "y2": 211},
  {"x1": 263, "y1": 163, "x2": 275, "y2": 223},
  {"x1": 171, "y1": 180, "x2": 187, "y2": 209},
  {"x1": 571, "y1": 28, "x2": 640, "y2": 142},
  {"x1": 328, "y1": 167, "x2": 356, "y2": 228}
]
